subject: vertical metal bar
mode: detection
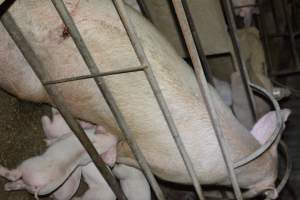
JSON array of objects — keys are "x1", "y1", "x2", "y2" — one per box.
[
  {"x1": 282, "y1": 0, "x2": 300, "y2": 67},
  {"x1": 0, "y1": 12, "x2": 128, "y2": 200},
  {"x1": 222, "y1": 0, "x2": 257, "y2": 122},
  {"x1": 171, "y1": 1, "x2": 243, "y2": 200},
  {"x1": 257, "y1": 0, "x2": 274, "y2": 76},
  {"x1": 49, "y1": 1, "x2": 165, "y2": 200},
  {"x1": 111, "y1": 0, "x2": 206, "y2": 199},
  {"x1": 135, "y1": 0, "x2": 152, "y2": 22},
  {"x1": 181, "y1": 0, "x2": 215, "y2": 86},
  {"x1": 270, "y1": 0, "x2": 280, "y2": 33}
]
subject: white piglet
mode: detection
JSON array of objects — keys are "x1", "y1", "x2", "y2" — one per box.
[{"x1": 0, "y1": 128, "x2": 117, "y2": 199}]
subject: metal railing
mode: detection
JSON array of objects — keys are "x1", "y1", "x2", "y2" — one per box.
[{"x1": 0, "y1": 0, "x2": 288, "y2": 199}]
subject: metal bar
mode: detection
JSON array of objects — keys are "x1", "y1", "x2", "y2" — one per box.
[
  {"x1": 282, "y1": 0, "x2": 300, "y2": 67},
  {"x1": 181, "y1": 0, "x2": 215, "y2": 86},
  {"x1": 44, "y1": 66, "x2": 146, "y2": 85},
  {"x1": 112, "y1": 0, "x2": 206, "y2": 199},
  {"x1": 257, "y1": 0, "x2": 273, "y2": 76},
  {"x1": 0, "y1": 11, "x2": 128, "y2": 200},
  {"x1": 270, "y1": 0, "x2": 280, "y2": 33},
  {"x1": 49, "y1": 1, "x2": 165, "y2": 199},
  {"x1": 0, "y1": 0, "x2": 16, "y2": 17},
  {"x1": 233, "y1": 4, "x2": 258, "y2": 9},
  {"x1": 172, "y1": 1, "x2": 243, "y2": 199},
  {"x1": 222, "y1": 0, "x2": 258, "y2": 122},
  {"x1": 272, "y1": 67, "x2": 300, "y2": 76},
  {"x1": 234, "y1": 83, "x2": 283, "y2": 168},
  {"x1": 135, "y1": 0, "x2": 152, "y2": 22}
]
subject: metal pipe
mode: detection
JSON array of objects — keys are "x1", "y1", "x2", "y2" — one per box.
[
  {"x1": 233, "y1": 4, "x2": 258, "y2": 9},
  {"x1": 171, "y1": 0, "x2": 243, "y2": 199},
  {"x1": 0, "y1": 11, "x2": 128, "y2": 200},
  {"x1": 222, "y1": 0, "x2": 258, "y2": 122},
  {"x1": 234, "y1": 83, "x2": 283, "y2": 168},
  {"x1": 270, "y1": 0, "x2": 280, "y2": 33},
  {"x1": 0, "y1": 0, "x2": 16, "y2": 17},
  {"x1": 44, "y1": 65, "x2": 146, "y2": 85},
  {"x1": 181, "y1": 0, "x2": 215, "y2": 86},
  {"x1": 256, "y1": 0, "x2": 273, "y2": 77},
  {"x1": 112, "y1": 0, "x2": 206, "y2": 199},
  {"x1": 49, "y1": 1, "x2": 165, "y2": 200},
  {"x1": 282, "y1": 0, "x2": 300, "y2": 67}
]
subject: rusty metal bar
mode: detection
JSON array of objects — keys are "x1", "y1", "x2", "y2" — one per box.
[
  {"x1": 181, "y1": 0, "x2": 215, "y2": 86},
  {"x1": 43, "y1": 65, "x2": 145, "y2": 85},
  {"x1": 172, "y1": 1, "x2": 243, "y2": 199},
  {"x1": 112, "y1": 0, "x2": 206, "y2": 199},
  {"x1": 222, "y1": 0, "x2": 258, "y2": 123},
  {"x1": 49, "y1": 0, "x2": 166, "y2": 199},
  {"x1": 0, "y1": 11, "x2": 128, "y2": 200}
]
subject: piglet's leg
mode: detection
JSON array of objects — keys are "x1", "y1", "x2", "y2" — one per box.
[
  {"x1": 4, "y1": 180, "x2": 27, "y2": 191},
  {"x1": 0, "y1": 166, "x2": 22, "y2": 181}
]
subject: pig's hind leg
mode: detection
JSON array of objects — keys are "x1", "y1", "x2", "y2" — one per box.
[{"x1": 0, "y1": 166, "x2": 22, "y2": 181}]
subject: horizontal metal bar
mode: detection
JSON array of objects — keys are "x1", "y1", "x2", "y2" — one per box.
[
  {"x1": 43, "y1": 66, "x2": 146, "y2": 85},
  {"x1": 272, "y1": 67, "x2": 300, "y2": 76},
  {"x1": 234, "y1": 83, "x2": 283, "y2": 168},
  {"x1": 0, "y1": 11, "x2": 128, "y2": 200},
  {"x1": 50, "y1": 1, "x2": 164, "y2": 200},
  {"x1": 233, "y1": 4, "x2": 258, "y2": 9},
  {"x1": 113, "y1": 0, "x2": 205, "y2": 199}
]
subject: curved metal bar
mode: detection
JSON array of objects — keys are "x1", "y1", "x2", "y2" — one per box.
[
  {"x1": 276, "y1": 141, "x2": 292, "y2": 194},
  {"x1": 234, "y1": 83, "x2": 283, "y2": 168}
]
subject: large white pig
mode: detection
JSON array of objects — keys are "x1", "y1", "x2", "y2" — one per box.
[{"x1": 0, "y1": 0, "x2": 279, "y2": 197}]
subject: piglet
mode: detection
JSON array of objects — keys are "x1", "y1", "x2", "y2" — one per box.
[
  {"x1": 113, "y1": 164, "x2": 151, "y2": 200},
  {"x1": 73, "y1": 163, "x2": 151, "y2": 200},
  {"x1": 41, "y1": 108, "x2": 95, "y2": 145},
  {"x1": 0, "y1": 127, "x2": 117, "y2": 199}
]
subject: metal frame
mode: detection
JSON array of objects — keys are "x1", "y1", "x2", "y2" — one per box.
[
  {"x1": 221, "y1": 0, "x2": 258, "y2": 123},
  {"x1": 0, "y1": 0, "x2": 287, "y2": 199}
]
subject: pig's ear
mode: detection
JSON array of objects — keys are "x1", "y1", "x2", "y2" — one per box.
[{"x1": 281, "y1": 109, "x2": 291, "y2": 122}]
